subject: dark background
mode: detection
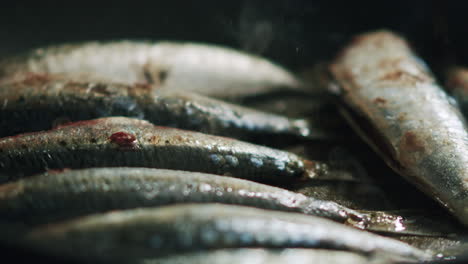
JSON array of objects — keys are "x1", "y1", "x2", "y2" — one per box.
[
  {"x1": 0, "y1": 1, "x2": 467, "y2": 76},
  {"x1": 0, "y1": 1, "x2": 467, "y2": 263}
]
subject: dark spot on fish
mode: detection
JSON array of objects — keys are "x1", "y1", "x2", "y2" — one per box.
[
  {"x1": 90, "y1": 84, "x2": 113, "y2": 96},
  {"x1": 165, "y1": 140, "x2": 170, "y2": 144},
  {"x1": 109, "y1": 132, "x2": 137, "y2": 148},
  {"x1": 20, "y1": 144, "x2": 27, "y2": 149},
  {"x1": 90, "y1": 138, "x2": 98, "y2": 144},
  {"x1": 400, "y1": 131, "x2": 425, "y2": 152},
  {"x1": 158, "y1": 70, "x2": 168, "y2": 84},
  {"x1": 59, "y1": 140, "x2": 67, "y2": 146},
  {"x1": 143, "y1": 69, "x2": 154, "y2": 84},
  {"x1": 146, "y1": 135, "x2": 159, "y2": 144},
  {"x1": 373, "y1": 97, "x2": 386, "y2": 105}
]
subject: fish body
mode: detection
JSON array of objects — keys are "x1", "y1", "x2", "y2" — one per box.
[
  {"x1": 0, "y1": 117, "x2": 327, "y2": 182},
  {"x1": 330, "y1": 30, "x2": 468, "y2": 225},
  {"x1": 0, "y1": 41, "x2": 302, "y2": 100},
  {"x1": 22, "y1": 204, "x2": 429, "y2": 261},
  {"x1": 0, "y1": 168, "x2": 360, "y2": 225},
  {"x1": 138, "y1": 249, "x2": 396, "y2": 264},
  {"x1": 0, "y1": 74, "x2": 325, "y2": 141}
]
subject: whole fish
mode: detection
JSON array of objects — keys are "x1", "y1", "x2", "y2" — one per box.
[
  {"x1": 0, "y1": 73, "x2": 331, "y2": 141},
  {"x1": 0, "y1": 41, "x2": 302, "y2": 100},
  {"x1": 330, "y1": 30, "x2": 468, "y2": 225},
  {"x1": 0, "y1": 117, "x2": 328, "y2": 183},
  {"x1": 445, "y1": 67, "x2": 468, "y2": 116},
  {"x1": 0, "y1": 167, "x2": 448, "y2": 236},
  {"x1": 21, "y1": 204, "x2": 430, "y2": 262},
  {"x1": 0, "y1": 167, "x2": 363, "y2": 226},
  {"x1": 138, "y1": 249, "x2": 400, "y2": 264}
]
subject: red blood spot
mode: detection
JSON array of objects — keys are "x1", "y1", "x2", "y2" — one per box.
[{"x1": 109, "y1": 132, "x2": 137, "y2": 148}]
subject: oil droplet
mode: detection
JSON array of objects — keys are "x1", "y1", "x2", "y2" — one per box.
[
  {"x1": 250, "y1": 157, "x2": 263, "y2": 168},
  {"x1": 209, "y1": 154, "x2": 224, "y2": 165},
  {"x1": 199, "y1": 183, "x2": 212, "y2": 192},
  {"x1": 225, "y1": 155, "x2": 239, "y2": 167}
]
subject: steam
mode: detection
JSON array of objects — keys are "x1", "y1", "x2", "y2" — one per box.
[{"x1": 236, "y1": 2, "x2": 274, "y2": 55}]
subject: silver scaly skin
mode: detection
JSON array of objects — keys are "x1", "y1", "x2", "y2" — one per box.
[
  {"x1": 0, "y1": 167, "x2": 361, "y2": 226},
  {"x1": 137, "y1": 248, "x2": 403, "y2": 264},
  {"x1": 330, "y1": 30, "x2": 468, "y2": 226},
  {"x1": 0, "y1": 73, "x2": 328, "y2": 141},
  {"x1": 21, "y1": 204, "x2": 430, "y2": 262},
  {"x1": 0, "y1": 117, "x2": 328, "y2": 183},
  {"x1": 0, "y1": 41, "x2": 302, "y2": 100}
]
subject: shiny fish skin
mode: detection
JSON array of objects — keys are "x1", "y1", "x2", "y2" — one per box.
[
  {"x1": 0, "y1": 168, "x2": 362, "y2": 226},
  {"x1": 0, "y1": 74, "x2": 324, "y2": 141},
  {"x1": 445, "y1": 67, "x2": 468, "y2": 117},
  {"x1": 330, "y1": 30, "x2": 468, "y2": 225},
  {"x1": 138, "y1": 249, "x2": 399, "y2": 264},
  {"x1": 0, "y1": 117, "x2": 327, "y2": 182},
  {"x1": 23, "y1": 204, "x2": 430, "y2": 261},
  {"x1": 0, "y1": 41, "x2": 302, "y2": 99}
]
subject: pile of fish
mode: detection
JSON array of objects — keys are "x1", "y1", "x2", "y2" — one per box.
[{"x1": 0, "y1": 30, "x2": 468, "y2": 263}]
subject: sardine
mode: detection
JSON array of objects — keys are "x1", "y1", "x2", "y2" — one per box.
[
  {"x1": 0, "y1": 167, "x2": 363, "y2": 226},
  {"x1": 0, "y1": 117, "x2": 328, "y2": 182},
  {"x1": 330, "y1": 30, "x2": 468, "y2": 225},
  {"x1": 138, "y1": 249, "x2": 400, "y2": 264},
  {"x1": 445, "y1": 67, "x2": 468, "y2": 116},
  {"x1": 0, "y1": 167, "x2": 447, "y2": 236},
  {"x1": 0, "y1": 74, "x2": 331, "y2": 142},
  {"x1": 0, "y1": 41, "x2": 302, "y2": 100},
  {"x1": 21, "y1": 204, "x2": 430, "y2": 261}
]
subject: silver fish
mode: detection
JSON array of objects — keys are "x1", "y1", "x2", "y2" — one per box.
[
  {"x1": 0, "y1": 167, "x2": 362, "y2": 226},
  {"x1": 0, "y1": 73, "x2": 330, "y2": 141},
  {"x1": 21, "y1": 204, "x2": 430, "y2": 262},
  {"x1": 0, "y1": 117, "x2": 328, "y2": 183},
  {"x1": 0, "y1": 41, "x2": 302, "y2": 100},
  {"x1": 137, "y1": 249, "x2": 403, "y2": 264},
  {"x1": 330, "y1": 30, "x2": 468, "y2": 225}
]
